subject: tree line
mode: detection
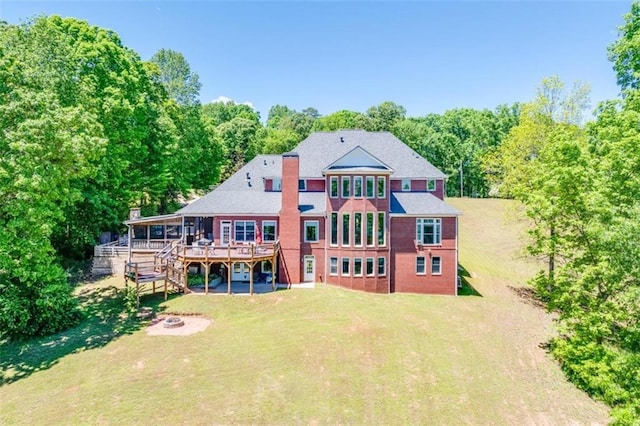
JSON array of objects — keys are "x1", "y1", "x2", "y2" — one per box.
[{"x1": 483, "y1": 4, "x2": 639, "y2": 422}]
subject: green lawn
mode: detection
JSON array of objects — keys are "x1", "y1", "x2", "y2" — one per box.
[{"x1": 0, "y1": 198, "x2": 609, "y2": 424}]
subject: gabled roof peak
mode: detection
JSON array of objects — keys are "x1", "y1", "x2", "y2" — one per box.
[{"x1": 323, "y1": 145, "x2": 393, "y2": 174}]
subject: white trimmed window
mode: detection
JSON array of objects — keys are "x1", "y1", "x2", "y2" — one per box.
[
  {"x1": 402, "y1": 178, "x2": 411, "y2": 191},
  {"x1": 416, "y1": 256, "x2": 426, "y2": 275},
  {"x1": 299, "y1": 179, "x2": 307, "y2": 191},
  {"x1": 353, "y1": 258, "x2": 363, "y2": 276},
  {"x1": 366, "y1": 258, "x2": 374, "y2": 276},
  {"x1": 431, "y1": 256, "x2": 442, "y2": 275},
  {"x1": 416, "y1": 218, "x2": 442, "y2": 245},
  {"x1": 330, "y1": 176, "x2": 338, "y2": 198},
  {"x1": 262, "y1": 221, "x2": 277, "y2": 242},
  {"x1": 354, "y1": 212, "x2": 362, "y2": 246},
  {"x1": 354, "y1": 176, "x2": 363, "y2": 198},
  {"x1": 330, "y1": 212, "x2": 338, "y2": 246},
  {"x1": 377, "y1": 212, "x2": 386, "y2": 246},
  {"x1": 377, "y1": 257, "x2": 386, "y2": 276},
  {"x1": 366, "y1": 176, "x2": 375, "y2": 198},
  {"x1": 366, "y1": 212, "x2": 374, "y2": 246},
  {"x1": 377, "y1": 177, "x2": 385, "y2": 198},
  {"x1": 272, "y1": 178, "x2": 282, "y2": 191},
  {"x1": 427, "y1": 179, "x2": 436, "y2": 191},
  {"x1": 304, "y1": 221, "x2": 319, "y2": 242},
  {"x1": 342, "y1": 176, "x2": 350, "y2": 198},
  {"x1": 234, "y1": 221, "x2": 256, "y2": 242},
  {"x1": 329, "y1": 257, "x2": 338, "y2": 275},
  {"x1": 342, "y1": 257, "x2": 350, "y2": 276},
  {"x1": 342, "y1": 213, "x2": 350, "y2": 246}
]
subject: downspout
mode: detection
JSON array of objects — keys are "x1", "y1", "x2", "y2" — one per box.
[
  {"x1": 388, "y1": 217, "x2": 391, "y2": 294},
  {"x1": 455, "y1": 216, "x2": 459, "y2": 296}
]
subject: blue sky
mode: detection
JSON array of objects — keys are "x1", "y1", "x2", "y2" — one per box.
[{"x1": 0, "y1": 1, "x2": 632, "y2": 119}]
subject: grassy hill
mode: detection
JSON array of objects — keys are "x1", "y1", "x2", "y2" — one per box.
[{"x1": 0, "y1": 198, "x2": 609, "y2": 424}]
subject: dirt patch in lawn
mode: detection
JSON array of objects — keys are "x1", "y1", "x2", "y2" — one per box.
[{"x1": 146, "y1": 316, "x2": 212, "y2": 336}]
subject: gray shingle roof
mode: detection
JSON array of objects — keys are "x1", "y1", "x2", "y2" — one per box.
[
  {"x1": 177, "y1": 155, "x2": 282, "y2": 216},
  {"x1": 178, "y1": 131, "x2": 452, "y2": 217},
  {"x1": 295, "y1": 130, "x2": 446, "y2": 179},
  {"x1": 390, "y1": 192, "x2": 461, "y2": 216},
  {"x1": 299, "y1": 192, "x2": 326, "y2": 215}
]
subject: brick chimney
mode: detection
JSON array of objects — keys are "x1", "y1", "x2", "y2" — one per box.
[{"x1": 279, "y1": 152, "x2": 301, "y2": 284}]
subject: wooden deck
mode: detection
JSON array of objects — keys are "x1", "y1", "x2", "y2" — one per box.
[
  {"x1": 174, "y1": 243, "x2": 277, "y2": 263},
  {"x1": 124, "y1": 241, "x2": 280, "y2": 306}
]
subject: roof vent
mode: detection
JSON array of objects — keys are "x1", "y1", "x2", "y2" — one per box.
[
  {"x1": 340, "y1": 136, "x2": 344, "y2": 143},
  {"x1": 263, "y1": 160, "x2": 267, "y2": 165},
  {"x1": 246, "y1": 172, "x2": 251, "y2": 179}
]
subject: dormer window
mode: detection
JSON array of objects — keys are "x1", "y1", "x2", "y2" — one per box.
[
  {"x1": 298, "y1": 179, "x2": 306, "y2": 191},
  {"x1": 402, "y1": 179, "x2": 411, "y2": 192},
  {"x1": 427, "y1": 179, "x2": 436, "y2": 191},
  {"x1": 273, "y1": 178, "x2": 282, "y2": 191}
]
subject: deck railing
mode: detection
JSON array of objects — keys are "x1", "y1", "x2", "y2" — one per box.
[
  {"x1": 94, "y1": 241, "x2": 129, "y2": 257},
  {"x1": 174, "y1": 241, "x2": 279, "y2": 260}
]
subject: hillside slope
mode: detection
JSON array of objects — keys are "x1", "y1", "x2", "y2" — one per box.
[{"x1": 0, "y1": 198, "x2": 609, "y2": 424}]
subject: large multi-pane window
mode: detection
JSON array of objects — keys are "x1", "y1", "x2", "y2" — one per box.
[
  {"x1": 366, "y1": 212, "x2": 374, "y2": 246},
  {"x1": 377, "y1": 212, "x2": 385, "y2": 246},
  {"x1": 416, "y1": 218, "x2": 442, "y2": 245},
  {"x1": 353, "y1": 258, "x2": 363, "y2": 276},
  {"x1": 329, "y1": 257, "x2": 338, "y2": 275},
  {"x1": 377, "y1": 177, "x2": 385, "y2": 198},
  {"x1": 354, "y1": 213, "x2": 362, "y2": 246},
  {"x1": 354, "y1": 176, "x2": 363, "y2": 198},
  {"x1": 366, "y1": 176, "x2": 375, "y2": 198},
  {"x1": 330, "y1": 213, "x2": 338, "y2": 246},
  {"x1": 342, "y1": 257, "x2": 350, "y2": 276},
  {"x1": 330, "y1": 176, "x2": 338, "y2": 198},
  {"x1": 235, "y1": 221, "x2": 255, "y2": 242},
  {"x1": 262, "y1": 221, "x2": 277, "y2": 242},
  {"x1": 342, "y1": 176, "x2": 350, "y2": 198},
  {"x1": 304, "y1": 221, "x2": 319, "y2": 242},
  {"x1": 342, "y1": 213, "x2": 350, "y2": 246}
]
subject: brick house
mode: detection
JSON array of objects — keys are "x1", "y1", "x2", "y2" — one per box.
[{"x1": 158, "y1": 130, "x2": 460, "y2": 295}]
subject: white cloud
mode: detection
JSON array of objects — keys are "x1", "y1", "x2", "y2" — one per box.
[
  {"x1": 211, "y1": 95, "x2": 255, "y2": 110},
  {"x1": 212, "y1": 95, "x2": 233, "y2": 104}
]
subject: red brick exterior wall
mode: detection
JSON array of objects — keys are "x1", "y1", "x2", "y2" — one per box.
[
  {"x1": 390, "y1": 216, "x2": 457, "y2": 295},
  {"x1": 279, "y1": 153, "x2": 301, "y2": 285},
  {"x1": 304, "y1": 179, "x2": 325, "y2": 192},
  {"x1": 324, "y1": 174, "x2": 391, "y2": 293},
  {"x1": 390, "y1": 178, "x2": 444, "y2": 198}
]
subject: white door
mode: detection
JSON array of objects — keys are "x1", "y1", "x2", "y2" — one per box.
[
  {"x1": 232, "y1": 263, "x2": 250, "y2": 281},
  {"x1": 221, "y1": 221, "x2": 231, "y2": 245},
  {"x1": 303, "y1": 256, "x2": 315, "y2": 282}
]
